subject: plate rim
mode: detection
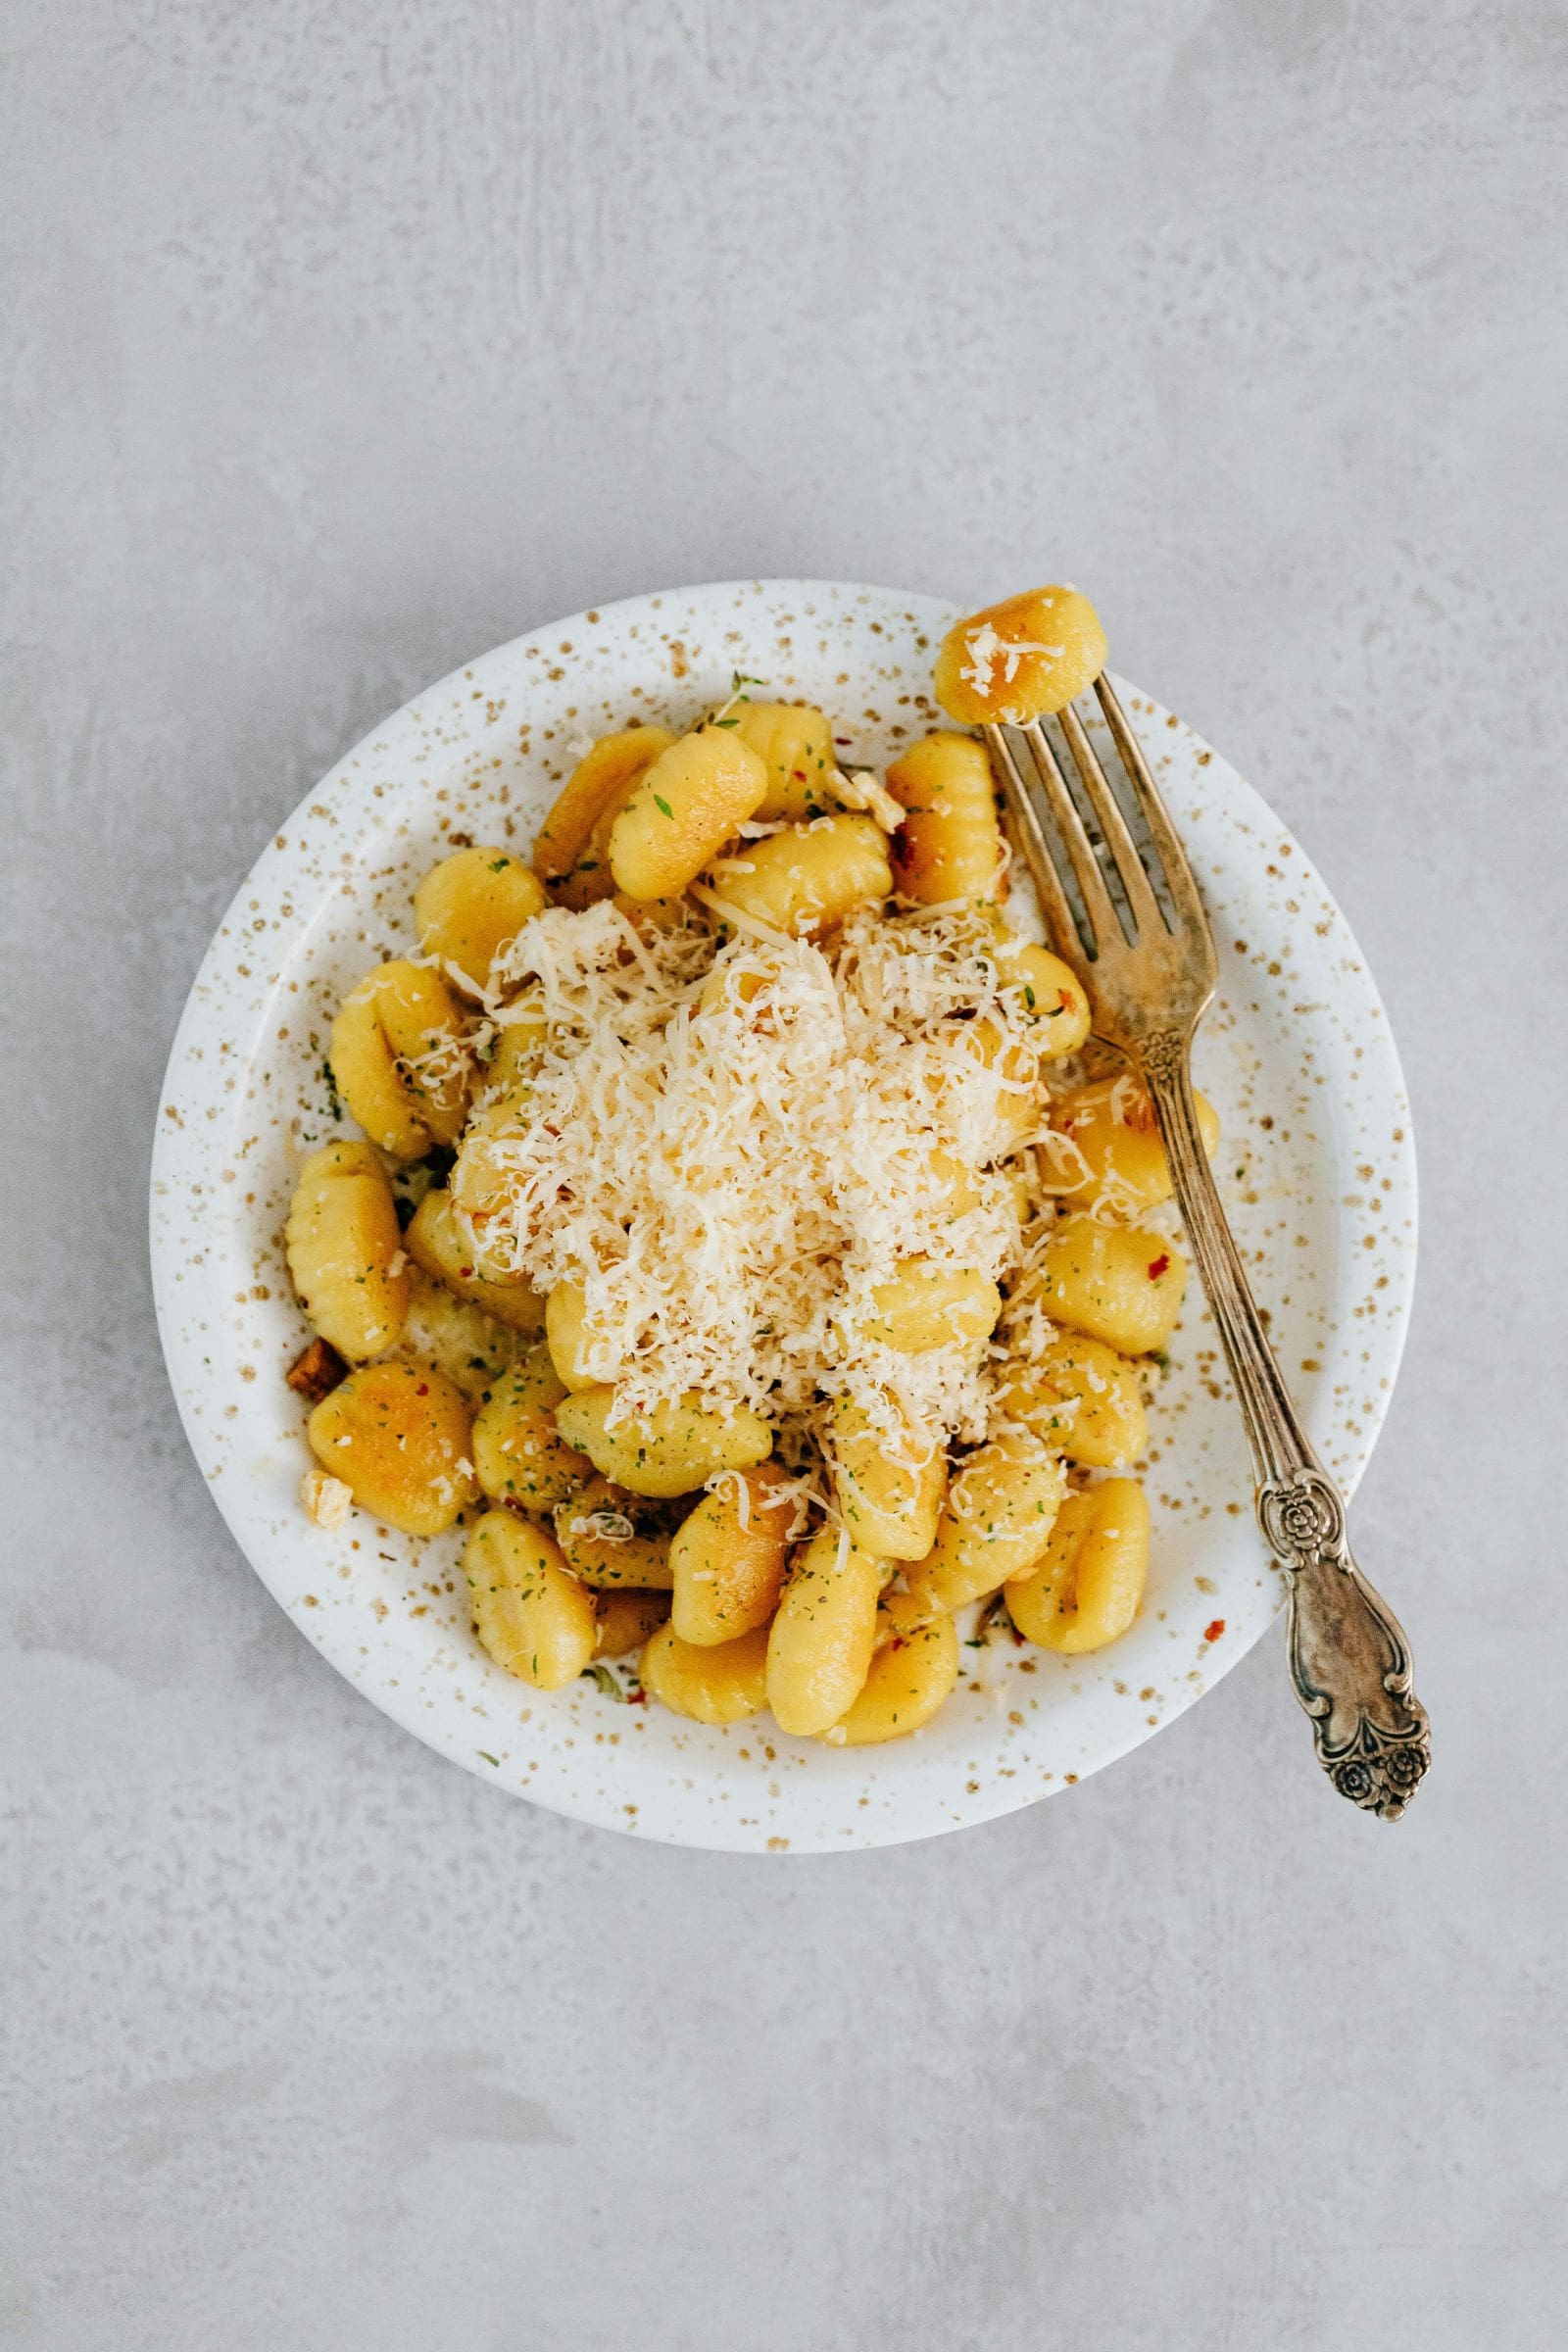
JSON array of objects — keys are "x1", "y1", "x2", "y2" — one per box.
[{"x1": 150, "y1": 576, "x2": 1418, "y2": 1850}]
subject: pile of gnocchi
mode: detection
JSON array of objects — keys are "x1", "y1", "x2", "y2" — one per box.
[{"x1": 283, "y1": 588, "x2": 1220, "y2": 1748}]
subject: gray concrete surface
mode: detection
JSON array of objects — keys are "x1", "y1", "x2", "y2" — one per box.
[{"x1": 4, "y1": 3, "x2": 1565, "y2": 2346}]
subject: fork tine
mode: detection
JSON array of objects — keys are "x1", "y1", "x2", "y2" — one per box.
[
  {"x1": 1007, "y1": 717, "x2": 1124, "y2": 952},
  {"x1": 1051, "y1": 701, "x2": 1164, "y2": 938},
  {"x1": 1091, "y1": 675, "x2": 1209, "y2": 935},
  {"x1": 983, "y1": 724, "x2": 1086, "y2": 965}
]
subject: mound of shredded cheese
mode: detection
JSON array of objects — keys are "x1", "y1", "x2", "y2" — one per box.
[{"x1": 446, "y1": 894, "x2": 1070, "y2": 1472}]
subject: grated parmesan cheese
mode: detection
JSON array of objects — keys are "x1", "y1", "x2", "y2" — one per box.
[{"x1": 452, "y1": 896, "x2": 1063, "y2": 1471}]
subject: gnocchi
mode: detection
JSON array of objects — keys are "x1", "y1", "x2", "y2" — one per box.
[
  {"x1": 640, "y1": 1620, "x2": 771, "y2": 1725},
  {"x1": 553, "y1": 1478, "x2": 675, "y2": 1588},
  {"x1": 472, "y1": 1359, "x2": 593, "y2": 1512},
  {"x1": 933, "y1": 585, "x2": 1107, "y2": 727},
  {"x1": 553, "y1": 1387, "x2": 773, "y2": 1498},
  {"x1": 1005, "y1": 1479, "x2": 1150, "y2": 1652},
  {"x1": 414, "y1": 846, "x2": 547, "y2": 997},
  {"x1": 828, "y1": 1398, "x2": 948, "y2": 1562},
  {"x1": 995, "y1": 1333, "x2": 1148, "y2": 1469},
  {"x1": 1034, "y1": 1214, "x2": 1189, "y2": 1355},
  {"x1": 729, "y1": 701, "x2": 837, "y2": 820},
  {"x1": 821, "y1": 1613, "x2": 959, "y2": 1746},
  {"x1": 903, "y1": 1436, "x2": 1066, "y2": 1613},
  {"x1": 609, "y1": 728, "x2": 768, "y2": 902},
  {"x1": 462, "y1": 1510, "x2": 598, "y2": 1689},
  {"x1": 669, "y1": 1463, "x2": 796, "y2": 1644},
  {"x1": 533, "y1": 724, "x2": 676, "y2": 906},
  {"x1": 1051, "y1": 1076, "x2": 1220, "y2": 1212},
  {"x1": 706, "y1": 811, "x2": 892, "y2": 936},
  {"x1": 307, "y1": 1361, "x2": 477, "y2": 1537},
  {"x1": 765, "y1": 1529, "x2": 883, "y2": 1738},
  {"x1": 285, "y1": 1140, "x2": 410, "y2": 1362},
  {"x1": 864, "y1": 1258, "x2": 1001, "y2": 1354},
  {"x1": 329, "y1": 959, "x2": 471, "y2": 1158},
  {"x1": 405, "y1": 1188, "x2": 545, "y2": 1333},
  {"x1": 886, "y1": 731, "x2": 1004, "y2": 904}
]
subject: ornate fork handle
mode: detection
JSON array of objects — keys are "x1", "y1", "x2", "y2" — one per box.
[{"x1": 1136, "y1": 1028, "x2": 1431, "y2": 1819}]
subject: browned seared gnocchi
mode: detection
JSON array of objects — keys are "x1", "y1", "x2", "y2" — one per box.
[
  {"x1": 1051, "y1": 1076, "x2": 1220, "y2": 1211},
  {"x1": 821, "y1": 1612, "x2": 959, "y2": 1746},
  {"x1": 472, "y1": 1353, "x2": 593, "y2": 1513},
  {"x1": 329, "y1": 959, "x2": 471, "y2": 1157},
  {"x1": 532, "y1": 724, "x2": 676, "y2": 906},
  {"x1": 462, "y1": 1510, "x2": 598, "y2": 1689},
  {"x1": 553, "y1": 1478, "x2": 674, "y2": 1588},
  {"x1": 1034, "y1": 1214, "x2": 1189, "y2": 1355},
  {"x1": 405, "y1": 1188, "x2": 545, "y2": 1333},
  {"x1": 886, "y1": 731, "x2": 1004, "y2": 904},
  {"x1": 903, "y1": 1436, "x2": 1066, "y2": 1614},
  {"x1": 1005, "y1": 1479, "x2": 1150, "y2": 1652},
  {"x1": 553, "y1": 1387, "x2": 772, "y2": 1499},
  {"x1": 414, "y1": 847, "x2": 547, "y2": 996},
  {"x1": 827, "y1": 1398, "x2": 948, "y2": 1562},
  {"x1": 765, "y1": 1529, "x2": 883, "y2": 1737},
  {"x1": 285, "y1": 1140, "x2": 409, "y2": 1361},
  {"x1": 640, "y1": 1621, "x2": 771, "y2": 1724},
  {"x1": 995, "y1": 1333, "x2": 1148, "y2": 1469},
  {"x1": 307, "y1": 1360, "x2": 477, "y2": 1537},
  {"x1": 669, "y1": 1463, "x2": 796, "y2": 1644},
  {"x1": 610, "y1": 729, "x2": 768, "y2": 902},
  {"x1": 933, "y1": 585, "x2": 1107, "y2": 727},
  {"x1": 729, "y1": 701, "x2": 837, "y2": 820},
  {"x1": 706, "y1": 812, "x2": 892, "y2": 936}
]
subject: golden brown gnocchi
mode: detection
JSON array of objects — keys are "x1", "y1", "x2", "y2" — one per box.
[
  {"x1": 886, "y1": 731, "x2": 1004, "y2": 904},
  {"x1": 1005, "y1": 1479, "x2": 1150, "y2": 1652},
  {"x1": 933, "y1": 585, "x2": 1107, "y2": 727},
  {"x1": 1051, "y1": 1076, "x2": 1220, "y2": 1212},
  {"x1": 472, "y1": 1359, "x2": 593, "y2": 1512},
  {"x1": 328, "y1": 959, "x2": 471, "y2": 1158},
  {"x1": 765, "y1": 1529, "x2": 882, "y2": 1737},
  {"x1": 864, "y1": 1259, "x2": 1001, "y2": 1353},
  {"x1": 553, "y1": 1478, "x2": 674, "y2": 1588},
  {"x1": 285, "y1": 1140, "x2": 410, "y2": 1362},
  {"x1": 827, "y1": 1398, "x2": 948, "y2": 1562},
  {"x1": 706, "y1": 811, "x2": 892, "y2": 936},
  {"x1": 553, "y1": 1388, "x2": 773, "y2": 1498},
  {"x1": 729, "y1": 701, "x2": 837, "y2": 821},
  {"x1": 610, "y1": 729, "x2": 768, "y2": 902},
  {"x1": 903, "y1": 1436, "x2": 1066, "y2": 1613},
  {"x1": 669, "y1": 1463, "x2": 796, "y2": 1644},
  {"x1": 405, "y1": 1188, "x2": 545, "y2": 1333},
  {"x1": 594, "y1": 1590, "x2": 669, "y2": 1659},
  {"x1": 307, "y1": 1360, "x2": 477, "y2": 1536},
  {"x1": 462, "y1": 1510, "x2": 598, "y2": 1689},
  {"x1": 640, "y1": 1620, "x2": 771, "y2": 1724},
  {"x1": 821, "y1": 1613, "x2": 959, "y2": 1745},
  {"x1": 532, "y1": 724, "x2": 677, "y2": 905},
  {"x1": 995, "y1": 1333, "x2": 1148, "y2": 1469},
  {"x1": 1035, "y1": 1214, "x2": 1189, "y2": 1355},
  {"x1": 414, "y1": 846, "x2": 547, "y2": 997}
]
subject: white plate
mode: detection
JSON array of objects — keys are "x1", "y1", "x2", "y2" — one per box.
[{"x1": 150, "y1": 580, "x2": 1416, "y2": 1851}]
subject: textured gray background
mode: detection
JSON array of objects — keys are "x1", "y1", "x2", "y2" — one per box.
[{"x1": 4, "y1": 3, "x2": 1565, "y2": 2346}]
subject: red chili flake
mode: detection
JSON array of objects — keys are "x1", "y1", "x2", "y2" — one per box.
[
  {"x1": 1148, "y1": 1253, "x2": 1171, "y2": 1281},
  {"x1": 415, "y1": 1382, "x2": 429, "y2": 1396},
  {"x1": 1203, "y1": 1619, "x2": 1225, "y2": 1643},
  {"x1": 625, "y1": 1685, "x2": 649, "y2": 1707}
]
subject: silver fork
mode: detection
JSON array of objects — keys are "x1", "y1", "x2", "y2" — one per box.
[{"x1": 987, "y1": 681, "x2": 1430, "y2": 1819}]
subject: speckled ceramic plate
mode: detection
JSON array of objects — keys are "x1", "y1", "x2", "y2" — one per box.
[{"x1": 150, "y1": 580, "x2": 1416, "y2": 1851}]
